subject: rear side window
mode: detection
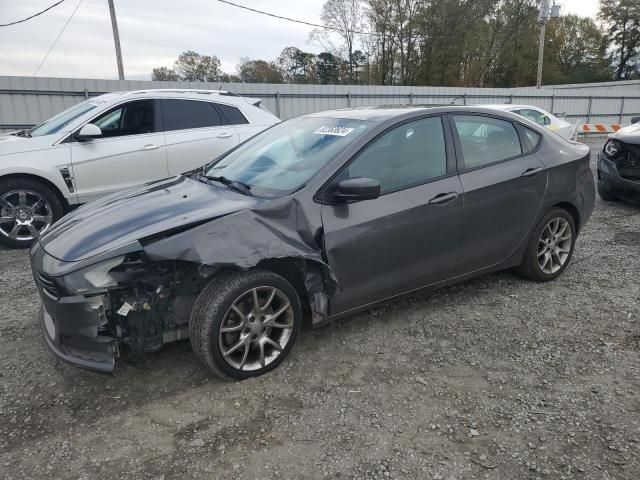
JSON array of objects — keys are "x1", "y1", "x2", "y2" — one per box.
[
  {"x1": 216, "y1": 103, "x2": 249, "y2": 125},
  {"x1": 162, "y1": 99, "x2": 224, "y2": 131},
  {"x1": 521, "y1": 127, "x2": 541, "y2": 153},
  {"x1": 452, "y1": 115, "x2": 522, "y2": 169}
]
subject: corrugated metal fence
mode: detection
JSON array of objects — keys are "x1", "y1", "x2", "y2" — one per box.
[{"x1": 1, "y1": 75, "x2": 639, "y2": 133}]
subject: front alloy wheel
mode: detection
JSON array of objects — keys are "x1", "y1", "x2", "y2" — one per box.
[
  {"x1": 219, "y1": 286, "x2": 295, "y2": 372},
  {"x1": 0, "y1": 178, "x2": 63, "y2": 249},
  {"x1": 190, "y1": 269, "x2": 302, "y2": 379}
]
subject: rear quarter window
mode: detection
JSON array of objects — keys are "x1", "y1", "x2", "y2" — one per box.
[{"x1": 216, "y1": 103, "x2": 249, "y2": 125}]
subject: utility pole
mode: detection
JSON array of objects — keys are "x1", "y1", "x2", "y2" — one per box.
[
  {"x1": 107, "y1": 0, "x2": 125, "y2": 80},
  {"x1": 536, "y1": 0, "x2": 561, "y2": 89}
]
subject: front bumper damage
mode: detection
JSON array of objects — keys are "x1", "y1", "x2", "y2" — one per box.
[{"x1": 598, "y1": 146, "x2": 640, "y2": 204}]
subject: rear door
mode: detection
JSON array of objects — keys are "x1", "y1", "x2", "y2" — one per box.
[
  {"x1": 215, "y1": 102, "x2": 264, "y2": 142},
  {"x1": 162, "y1": 99, "x2": 239, "y2": 175},
  {"x1": 451, "y1": 114, "x2": 547, "y2": 273},
  {"x1": 70, "y1": 99, "x2": 168, "y2": 203},
  {"x1": 321, "y1": 116, "x2": 464, "y2": 314}
]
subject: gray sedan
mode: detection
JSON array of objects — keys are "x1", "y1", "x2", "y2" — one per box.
[{"x1": 30, "y1": 105, "x2": 595, "y2": 378}]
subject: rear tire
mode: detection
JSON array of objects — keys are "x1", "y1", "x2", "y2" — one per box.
[
  {"x1": 597, "y1": 182, "x2": 617, "y2": 202},
  {"x1": 0, "y1": 177, "x2": 64, "y2": 249},
  {"x1": 516, "y1": 208, "x2": 576, "y2": 282},
  {"x1": 189, "y1": 269, "x2": 302, "y2": 380}
]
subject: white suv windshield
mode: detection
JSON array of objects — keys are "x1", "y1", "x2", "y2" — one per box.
[
  {"x1": 29, "y1": 101, "x2": 98, "y2": 137},
  {"x1": 205, "y1": 117, "x2": 372, "y2": 197}
]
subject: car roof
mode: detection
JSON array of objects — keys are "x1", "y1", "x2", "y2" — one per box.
[
  {"x1": 302, "y1": 105, "x2": 453, "y2": 122},
  {"x1": 91, "y1": 89, "x2": 255, "y2": 105},
  {"x1": 483, "y1": 104, "x2": 545, "y2": 111},
  {"x1": 301, "y1": 104, "x2": 536, "y2": 123}
]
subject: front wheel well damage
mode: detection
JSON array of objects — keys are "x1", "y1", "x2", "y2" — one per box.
[{"x1": 103, "y1": 255, "x2": 333, "y2": 365}]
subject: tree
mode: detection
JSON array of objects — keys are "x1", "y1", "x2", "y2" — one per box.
[
  {"x1": 544, "y1": 15, "x2": 611, "y2": 84},
  {"x1": 174, "y1": 50, "x2": 223, "y2": 82},
  {"x1": 316, "y1": 52, "x2": 341, "y2": 83},
  {"x1": 320, "y1": 0, "x2": 364, "y2": 82},
  {"x1": 151, "y1": 66, "x2": 179, "y2": 81},
  {"x1": 278, "y1": 47, "x2": 317, "y2": 83},
  {"x1": 599, "y1": 0, "x2": 640, "y2": 80},
  {"x1": 238, "y1": 58, "x2": 284, "y2": 83}
]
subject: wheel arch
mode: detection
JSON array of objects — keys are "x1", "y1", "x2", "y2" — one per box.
[
  {"x1": 0, "y1": 173, "x2": 70, "y2": 210},
  {"x1": 551, "y1": 201, "x2": 580, "y2": 232}
]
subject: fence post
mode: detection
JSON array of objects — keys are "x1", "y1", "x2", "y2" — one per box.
[
  {"x1": 347, "y1": 92, "x2": 352, "y2": 107},
  {"x1": 83, "y1": 89, "x2": 89, "y2": 99},
  {"x1": 587, "y1": 96, "x2": 593, "y2": 124},
  {"x1": 409, "y1": 92, "x2": 413, "y2": 105},
  {"x1": 275, "y1": 92, "x2": 281, "y2": 118},
  {"x1": 550, "y1": 94, "x2": 555, "y2": 114},
  {"x1": 463, "y1": 94, "x2": 467, "y2": 105},
  {"x1": 509, "y1": 94, "x2": 513, "y2": 104},
  {"x1": 620, "y1": 97, "x2": 626, "y2": 124}
]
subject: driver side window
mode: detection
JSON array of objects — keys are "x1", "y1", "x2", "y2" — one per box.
[
  {"x1": 342, "y1": 117, "x2": 447, "y2": 194},
  {"x1": 89, "y1": 100, "x2": 156, "y2": 138}
]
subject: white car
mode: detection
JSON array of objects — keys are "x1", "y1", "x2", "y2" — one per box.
[
  {"x1": 484, "y1": 104, "x2": 578, "y2": 141},
  {"x1": 0, "y1": 89, "x2": 280, "y2": 248}
]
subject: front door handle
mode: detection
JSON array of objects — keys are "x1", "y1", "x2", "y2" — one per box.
[
  {"x1": 428, "y1": 192, "x2": 459, "y2": 205},
  {"x1": 216, "y1": 132, "x2": 233, "y2": 138},
  {"x1": 521, "y1": 167, "x2": 543, "y2": 177},
  {"x1": 140, "y1": 144, "x2": 159, "y2": 151}
]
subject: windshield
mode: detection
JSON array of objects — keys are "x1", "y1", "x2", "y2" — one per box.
[
  {"x1": 205, "y1": 116, "x2": 372, "y2": 197},
  {"x1": 29, "y1": 101, "x2": 98, "y2": 137}
]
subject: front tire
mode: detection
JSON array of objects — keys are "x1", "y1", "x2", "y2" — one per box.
[
  {"x1": 189, "y1": 269, "x2": 302, "y2": 380},
  {"x1": 516, "y1": 208, "x2": 576, "y2": 282},
  {"x1": 0, "y1": 178, "x2": 64, "y2": 248}
]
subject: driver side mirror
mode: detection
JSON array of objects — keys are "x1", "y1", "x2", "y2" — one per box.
[
  {"x1": 334, "y1": 178, "x2": 381, "y2": 202},
  {"x1": 76, "y1": 123, "x2": 102, "y2": 141}
]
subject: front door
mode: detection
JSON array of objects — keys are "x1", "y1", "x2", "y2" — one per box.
[
  {"x1": 70, "y1": 99, "x2": 168, "y2": 203},
  {"x1": 321, "y1": 116, "x2": 463, "y2": 314}
]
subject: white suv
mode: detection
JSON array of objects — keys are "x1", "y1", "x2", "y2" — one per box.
[{"x1": 0, "y1": 89, "x2": 280, "y2": 248}]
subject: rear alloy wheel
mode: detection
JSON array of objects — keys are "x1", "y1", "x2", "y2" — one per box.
[
  {"x1": 516, "y1": 208, "x2": 576, "y2": 282},
  {"x1": 190, "y1": 269, "x2": 301, "y2": 379},
  {"x1": 0, "y1": 178, "x2": 63, "y2": 248}
]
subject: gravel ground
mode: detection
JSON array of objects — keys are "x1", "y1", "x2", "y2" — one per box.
[{"x1": 1, "y1": 140, "x2": 638, "y2": 480}]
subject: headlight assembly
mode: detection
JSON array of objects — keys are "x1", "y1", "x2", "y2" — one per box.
[
  {"x1": 63, "y1": 256, "x2": 126, "y2": 294},
  {"x1": 604, "y1": 140, "x2": 622, "y2": 158}
]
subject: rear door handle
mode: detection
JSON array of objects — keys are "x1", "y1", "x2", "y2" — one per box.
[
  {"x1": 140, "y1": 144, "x2": 159, "y2": 151},
  {"x1": 521, "y1": 167, "x2": 543, "y2": 177},
  {"x1": 428, "y1": 192, "x2": 459, "y2": 205},
  {"x1": 216, "y1": 132, "x2": 233, "y2": 138}
]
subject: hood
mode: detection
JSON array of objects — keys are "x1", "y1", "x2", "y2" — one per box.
[
  {"x1": 611, "y1": 123, "x2": 640, "y2": 144},
  {"x1": 40, "y1": 176, "x2": 258, "y2": 262},
  {"x1": 0, "y1": 132, "x2": 62, "y2": 156}
]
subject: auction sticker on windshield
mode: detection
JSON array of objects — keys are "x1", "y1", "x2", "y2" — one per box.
[{"x1": 314, "y1": 126, "x2": 355, "y2": 136}]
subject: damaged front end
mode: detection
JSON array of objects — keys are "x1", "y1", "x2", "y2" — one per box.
[
  {"x1": 32, "y1": 242, "x2": 218, "y2": 372},
  {"x1": 598, "y1": 137, "x2": 640, "y2": 204},
  {"x1": 31, "y1": 216, "x2": 337, "y2": 374}
]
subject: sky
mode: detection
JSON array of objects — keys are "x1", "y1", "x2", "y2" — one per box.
[{"x1": 0, "y1": 0, "x2": 602, "y2": 80}]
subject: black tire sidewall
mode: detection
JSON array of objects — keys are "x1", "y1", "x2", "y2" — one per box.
[
  {"x1": 0, "y1": 177, "x2": 64, "y2": 248},
  {"x1": 195, "y1": 270, "x2": 302, "y2": 380},
  {"x1": 524, "y1": 208, "x2": 577, "y2": 282}
]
